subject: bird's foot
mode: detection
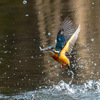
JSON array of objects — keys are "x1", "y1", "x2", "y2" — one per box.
[
  {"x1": 39, "y1": 46, "x2": 48, "y2": 51},
  {"x1": 62, "y1": 64, "x2": 65, "y2": 68}
]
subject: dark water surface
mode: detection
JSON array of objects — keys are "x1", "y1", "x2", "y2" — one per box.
[{"x1": 0, "y1": 0, "x2": 100, "y2": 100}]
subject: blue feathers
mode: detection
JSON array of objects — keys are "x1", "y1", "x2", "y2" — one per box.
[{"x1": 56, "y1": 30, "x2": 66, "y2": 50}]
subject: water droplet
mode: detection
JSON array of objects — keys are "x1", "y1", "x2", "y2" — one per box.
[
  {"x1": 15, "y1": 67, "x2": 17, "y2": 70},
  {"x1": 56, "y1": 73, "x2": 59, "y2": 76},
  {"x1": 97, "y1": 72, "x2": 99, "y2": 76},
  {"x1": 15, "y1": 47, "x2": 17, "y2": 50},
  {"x1": 19, "y1": 60, "x2": 21, "y2": 63},
  {"x1": 48, "y1": 32, "x2": 51, "y2": 35},
  {"x1": 45, "y1": 86, "x2": 48, "y2": 88},
  {"x1": 43, "y1": 45, "x2": 45, "y2": 47},
  {"x1": 3, "y1": 46, "x2": 6, "y2": 48},
  {"x1": 8, "y1": 77, "x2": 10, "y2": 79},
  {"x1": 48, "y1": 60, "x2": 50, "y2": 63},
  {"x1": 8, "y1": 65, "x2": 10, "y2": 68},
  {"x1": 23, "y1": 0, "x2": 27, "y2": 4},
  {"x1": 13, "y1": 73, "x2": 16, "y2": 75},
  {"x1": 42, "y1": 72, "x2": 44, "y2": 74},
  {"x1": 13, "y1": 41, "x2": 15, "y2": 43},
  {"x1": 5, "y1": 40, "x2": 7, "y2": 42},
  {"x1": 22, "y1": 79, "x2": 24, "y2": 81},
  {"x1": 55, "y1": 65, "x2": 57, "y2": 68},
  {"x1": 43, "y1": 32, "x2": 45, "y2": 34},
  {"x1": 6, "y1": 35, "x2": 8, "y2": 37},
  {"x1": 91, "y1": 71, "x2": 94, "y2": 74},
  {"x1": 31, "y1": 56, "x2": 34, "y2": 58},
  {"x1": 39, "y1": 86, "x2": 42, "y2": 89},
  {"x1": 4, "y1": 51, "x2": 7, "y2": 53},
  {"x1": 9, "y1": 51, "x2": 11, "y2": 53},
  {"x1": 25, "y1": 60, "x2": 27, "y2": 62},
  {"x1": 17, "y1": 83, "x2": 19, "y2": 85},
  {"x1": 33, "y1": 39, "x2": 35, "y2": 41},
  {"x1": 94, "y1": 63, "x2": 96, "y2": 66},
  {"x1": 39, "y1": 55, "x2": 42, "y2": 57},
  {"x1": 26, "y1": 74, "x2": 28, "y2": 76},
  {"x1": 25, "y1": 14, "x2": 29, "y2": 17}
]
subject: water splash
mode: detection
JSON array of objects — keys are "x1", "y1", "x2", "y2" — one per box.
[
  {"x1": 68, "y1": 70, "x2": 74, "y2": 85},
  {"x1": 0, "y1": 80, "x2": 100, "y2": 99},
  {"x1": 32, "y1": 80, "x2": 100, "y2": 100}
]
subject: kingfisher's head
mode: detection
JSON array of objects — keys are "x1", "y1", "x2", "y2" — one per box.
[
  {"x1": 57, "y1": 28, "x2": 64, "y2": 36},
  {"x1": 57, "y1": 29, "x2": 65, "y2": 42}
]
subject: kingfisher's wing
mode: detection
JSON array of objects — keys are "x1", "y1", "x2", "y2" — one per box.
[
  {"x1": 60, "y1": 17, "x2": 76, "y2": 41},
  {"x1": 60, "y1": 25, "x2": 80, "y2": 55},
  {"x1": 56, "y1": 17, "x2": 76, "y2": 51}
]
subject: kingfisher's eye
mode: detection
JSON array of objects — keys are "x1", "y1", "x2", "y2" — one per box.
[
  {"x1": 59, "y1": 31, "x2": 64, "y2": 36},
  {"x1": 61, "y1": 31, "x2": 64, "y2": 34}
]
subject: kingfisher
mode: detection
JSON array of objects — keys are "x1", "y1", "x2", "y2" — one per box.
[{"x1": 40, "y1": 17, "x2": 80, "y2": 69}]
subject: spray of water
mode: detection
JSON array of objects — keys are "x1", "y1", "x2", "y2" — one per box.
[{"x1": 68, "y1": 70, "x2": 74, "y2": 85}]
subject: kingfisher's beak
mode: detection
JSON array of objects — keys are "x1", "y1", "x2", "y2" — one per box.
[{"x1": 68, "y1": 65, "x2": 71, "y2": 69}]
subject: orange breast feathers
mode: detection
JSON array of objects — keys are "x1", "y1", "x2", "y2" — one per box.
[
  {"x1": 50, "y1": 49, "x2": 59, "y2": 61},
  {"x1": 50, "y1": 49, "x2": 70, "y2": 67}
]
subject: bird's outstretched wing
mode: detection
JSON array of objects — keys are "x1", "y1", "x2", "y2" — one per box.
[
  {"x1": 60, "y1": 25, "x2": 80, "y2": 55},
  {"x1": 60, "y1": 17, "x2": 76, "y2": 40},
  {"x1": 56, "y1": 17, "x2": 76, "y2": 51}
]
